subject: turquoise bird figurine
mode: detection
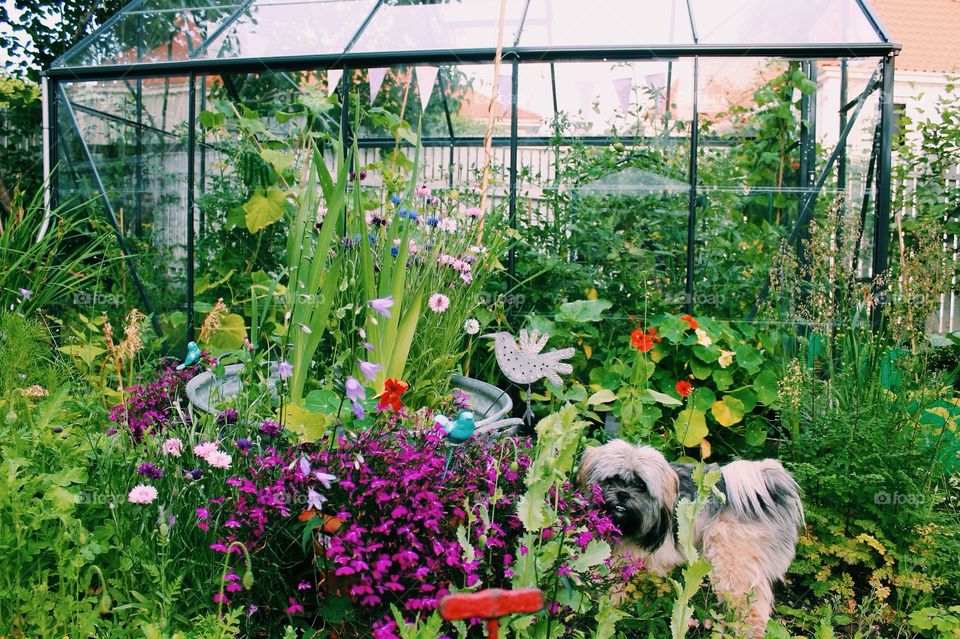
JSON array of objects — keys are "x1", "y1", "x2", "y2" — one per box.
[
  {"x1": 445, "y1": 410, "x2": 475, "y2": 444},
  {"x1": 176, "y1": 341, "x2": 202, "y2": 370},
  {"x1": 438, "y1": 411, "x2": 476, "y2": 476}
]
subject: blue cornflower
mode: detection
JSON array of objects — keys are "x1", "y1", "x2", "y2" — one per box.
[
  {"x1": 391, "y1": 246, "x2": 400, "y2": 257},
  {"x1": 390, "y1": 195, "x2": 402, "y2": 205},
  {"x1": 398, "y1": 207, "x2": 408, "y2": 219},
  {"x1": 408, "y1": 210, "x2": 419, "y2": 222},
  {"x1": 426, "y1": 216, "x2": 439, "y2": 227}
]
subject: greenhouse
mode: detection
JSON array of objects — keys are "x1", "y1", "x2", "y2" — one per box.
[
  {"x1": 44, "y1": 0, "x2": 899, "y2": 341},
  {"x1": 9, "y1": 0, "x2": 960, "y2": 636}
]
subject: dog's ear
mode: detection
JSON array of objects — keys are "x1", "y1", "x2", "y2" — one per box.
[{"x1": 578, "y1": 446, "x2": 599, "y2": 487}]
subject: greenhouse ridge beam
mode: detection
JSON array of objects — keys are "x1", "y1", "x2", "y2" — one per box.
[{"x1": 44, "y1": 43, "x2": 899, "y2": 81}]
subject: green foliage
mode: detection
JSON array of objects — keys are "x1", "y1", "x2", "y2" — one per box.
[
  {"x1": 0, "y1": 76, "x2": 42, "y2": 200},
  {"x1": 669, "y1": 464, "x2": 722, "y2": 639},
  {"x1": 0, "y1": 186, "x2": 117, "y2": 314}
]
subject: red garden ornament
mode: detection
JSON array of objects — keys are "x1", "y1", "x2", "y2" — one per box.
[{"x1": 439, "y1": 588, "x2": 545, "y2": 639}]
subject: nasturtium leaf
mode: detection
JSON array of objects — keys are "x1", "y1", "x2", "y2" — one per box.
[
  {"x1": 712, "y1": 367, "x2": 734, "y2": 390},
  {"x1": 303, "y1": 389, "x2": 342, "y2": 414},
  {"x1": 745, "y1": 420, "x2": 767, "y2": 447},
  {"x1": 711, "y1": 395, "x2": 745, "y2": 427},
  {"x1": 674, "y1": 408, "x2": 709, "y2": 447},
  {"x1": 244, "y1": 187, "x2": 288, "y2": 233},
  {"x1": 690, "y1": 358, "x2": 713, "y2": 380},
  {"x1": 733, "y1": 342, "x2": 764, "y2": 374},
  {"x1": 556, "y1": 299, "x2": 613, "y2": 323},
  {"x1": 281, "y1": 404, "x2": 331, "y2": 444},
  {"x1": 203, "y1": 313, "x2": 247, "y2": 351},
  {"x1": 657, "y1": 315, "x2": 690, "y2": 344},
  {"x1": 728, "y1": 387, "x2": 758, "y2": 413},
  {"x1": 693, "y1": 344, "x2": 720, "y2": 363},
  {"x1": 691, "y1": 386, "x2": 716, "y2": 412},
  {"x1": 754, "y1": 369, "x2": 780, "y2": 406}
]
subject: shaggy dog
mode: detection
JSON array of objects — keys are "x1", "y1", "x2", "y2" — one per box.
[{"x1": 579, "y1": 440, "x2": 804, "y2": 636}]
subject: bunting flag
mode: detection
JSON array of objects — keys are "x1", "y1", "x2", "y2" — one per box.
[
  {"x1": 575, "y1": 79, "x2": 595, "y2": 113},
  {"x1": 368, "y1": 67, "x2": 388, "y2": 105},
  {"x1": 497, "y1": 72, "x2": 512, "y2": 116},
  {"x1": 645, "y1": 73, "x2": 667, "y2": 112},
  {"x1": 326, "y1": 69, "x2": 343, "y2": 96},
  {"x1": 612, "y1": 76, "x2": 633, "y2": 114},
  {"x1": 415, "y1": 66, "x2": 439, "y2": 112}
]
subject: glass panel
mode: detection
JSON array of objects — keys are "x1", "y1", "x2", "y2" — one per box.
[
  {"x1": 520, "y1": 0, "x2": 694, "y2": 48},
  {"x1": 550, "y1": 60, "x2": 693, "y2": 137},
  {"x1": 57, "y1": 5, "x2": 242, "y2": 67},
  {"x1": 691, "y1": 0, "x2": 882, "y2": 45},
  {"x1": 58, "y1": 79, "x2": 190, "y2": 337},
  {"x1": 352, "y1": 0, "x2": 526, "y2": 53},
  {"x1": 204, "y1": 0, "x2": 375, "y2": 60}
]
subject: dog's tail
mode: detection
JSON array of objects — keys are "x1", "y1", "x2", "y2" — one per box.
[{"x1": 720, "y1": 460, "x2": 804, "y2": 532}]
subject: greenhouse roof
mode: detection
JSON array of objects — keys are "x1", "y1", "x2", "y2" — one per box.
[{"x1": 47, "y1": 0, "x2": 898, "y2": 80}]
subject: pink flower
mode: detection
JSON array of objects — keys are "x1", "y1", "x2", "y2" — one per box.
[
  {"x1": 213, "y1": 592, "x2": 229, "y2": 604},
  {"x1": 428, "y1": 293, "x2": 450, "y2": 314},
  {"x1": 161, "y1": 437, "x2": 182, "y2": 457},
  {"x1": 345, "y1": 376, "x2": 366, "y2": 403},
  {"x1": 206, "y1": 450, "x2": 232, "y2": 469},
  {"x1": 127, "y1": 484, "x2": 158, "y2": 504},
  {"x1": 277, "y1": 360, "x2": 293, "y2": 381},
  {"x1": 465, "y1": 206, "x2": 483, "y2": 218},
  {"x1": 193, "y1": 441, "x2": 218, "y2": 460},
  {"x1": 414, "y1": 184, "x2": 431, "y2": 197}
]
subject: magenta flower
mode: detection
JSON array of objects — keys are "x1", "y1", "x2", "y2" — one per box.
[
  {"x1": 368, "y1": 296, "x2": 394, "y2": 318},
  {"x1": 286, "y1": 597, "x2": 304, "y2": 615},
  {"x1": 358, "y1": 360, "x2": 382, "y2": 382}
]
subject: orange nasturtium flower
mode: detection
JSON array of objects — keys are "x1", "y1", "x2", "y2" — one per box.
[
  {"x1": 680, "y1": 314, "x2": 698, "y2": 330},
  {"x1": 675, "y1": 380, "x2": 693, "y2": 398},
  {"x1": 630, "y1": 327, "x2": 661, "y2": 353},
  {"x1": 377, "y1": 378, "x2": 409, "y2": 411}
]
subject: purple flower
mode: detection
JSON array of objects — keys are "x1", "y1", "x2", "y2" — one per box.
[
  {"x1": 307, "y1": 488, "x2": 326, "y2": 511},
  {"x1": 136, "y1": 462, "x2": 163, "y2": 479},
  {"x1": 352, "y1": 401, "x2": 365, "y2": 420},
  {"x1": 363, "y1": 341, "x2": 375, "y2": 352},
  {"x1": 259, "y1": 419, "x2": 282, "y2": 437},
  {"x1": 18, "y1": 288, "x2": 31, "y2": 300},
  {"x1": 277, "y1": 361, "x2": 293, "y2": 381},
  {"x1": 358, "y1": 360, "x2": 382, "y2": 382},
  {"x1": 196, "y1": 507, "x2": 209, "y2": 519},
  {"x1": 345, "y1": 376, "x2": 365, "y2": 404},
  {"x1": 217, "y1": 408, "x2": 238, "y2": 424},
  {"x1": 184, "y1": 469, "x2": 204, "y2": 480},
  {"x1": 314, "y1": 471, "x2": 336, "y2": 490},
  {"x1": 235, "y1": 438, "x2": 252, "y2": 452},
  {"x1": 368, "y1": 297, "x2": 394, "y2": 318}
]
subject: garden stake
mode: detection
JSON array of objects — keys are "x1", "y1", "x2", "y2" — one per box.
[{"x1": 439, "y1": 588, "x2": 544, "y2": 639}]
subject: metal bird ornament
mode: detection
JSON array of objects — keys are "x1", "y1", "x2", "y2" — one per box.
[
  {"x1": 484, "y1": 330, "x2": 575, "y2": 425},
  {"x1": 436, "y1": 411, "x2": 476, "y2": 476},
  {"x1": 176, "y1": 341, "x2": 202, "y2": 371}
]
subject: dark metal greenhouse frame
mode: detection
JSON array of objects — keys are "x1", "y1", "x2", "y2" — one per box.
[{"x1": 42, "y1": 0, "x2": 901, "y2": 339}]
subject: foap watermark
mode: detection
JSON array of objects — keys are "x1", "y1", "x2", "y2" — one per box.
[
  {"x1": 476, "y1": 292, "x2": 526, "y2": 307},
  {"x1": 71, "y1": 290, "x2": 126, "y2": 308},
  {"x1": 873, "y1": 491, "x2": 926, "y2": 507}
]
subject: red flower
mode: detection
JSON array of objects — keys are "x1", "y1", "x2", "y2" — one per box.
[
  {"x1": 680, "y1": 315, "x2": 698, "y2": 330},
  {"x1": 630, "y1": 327, "x2": 662, "y2": 353},
  {"x1": 675, "y1": 380, "x2": 692, "y2": 398},
  {"x1": 378, "y1": 378, "x2": 409, "y2": 411}
]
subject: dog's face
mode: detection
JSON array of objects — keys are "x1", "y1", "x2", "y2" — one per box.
[{"x1": 579, "y1": 440, "x2": 678, "y2": 551}]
